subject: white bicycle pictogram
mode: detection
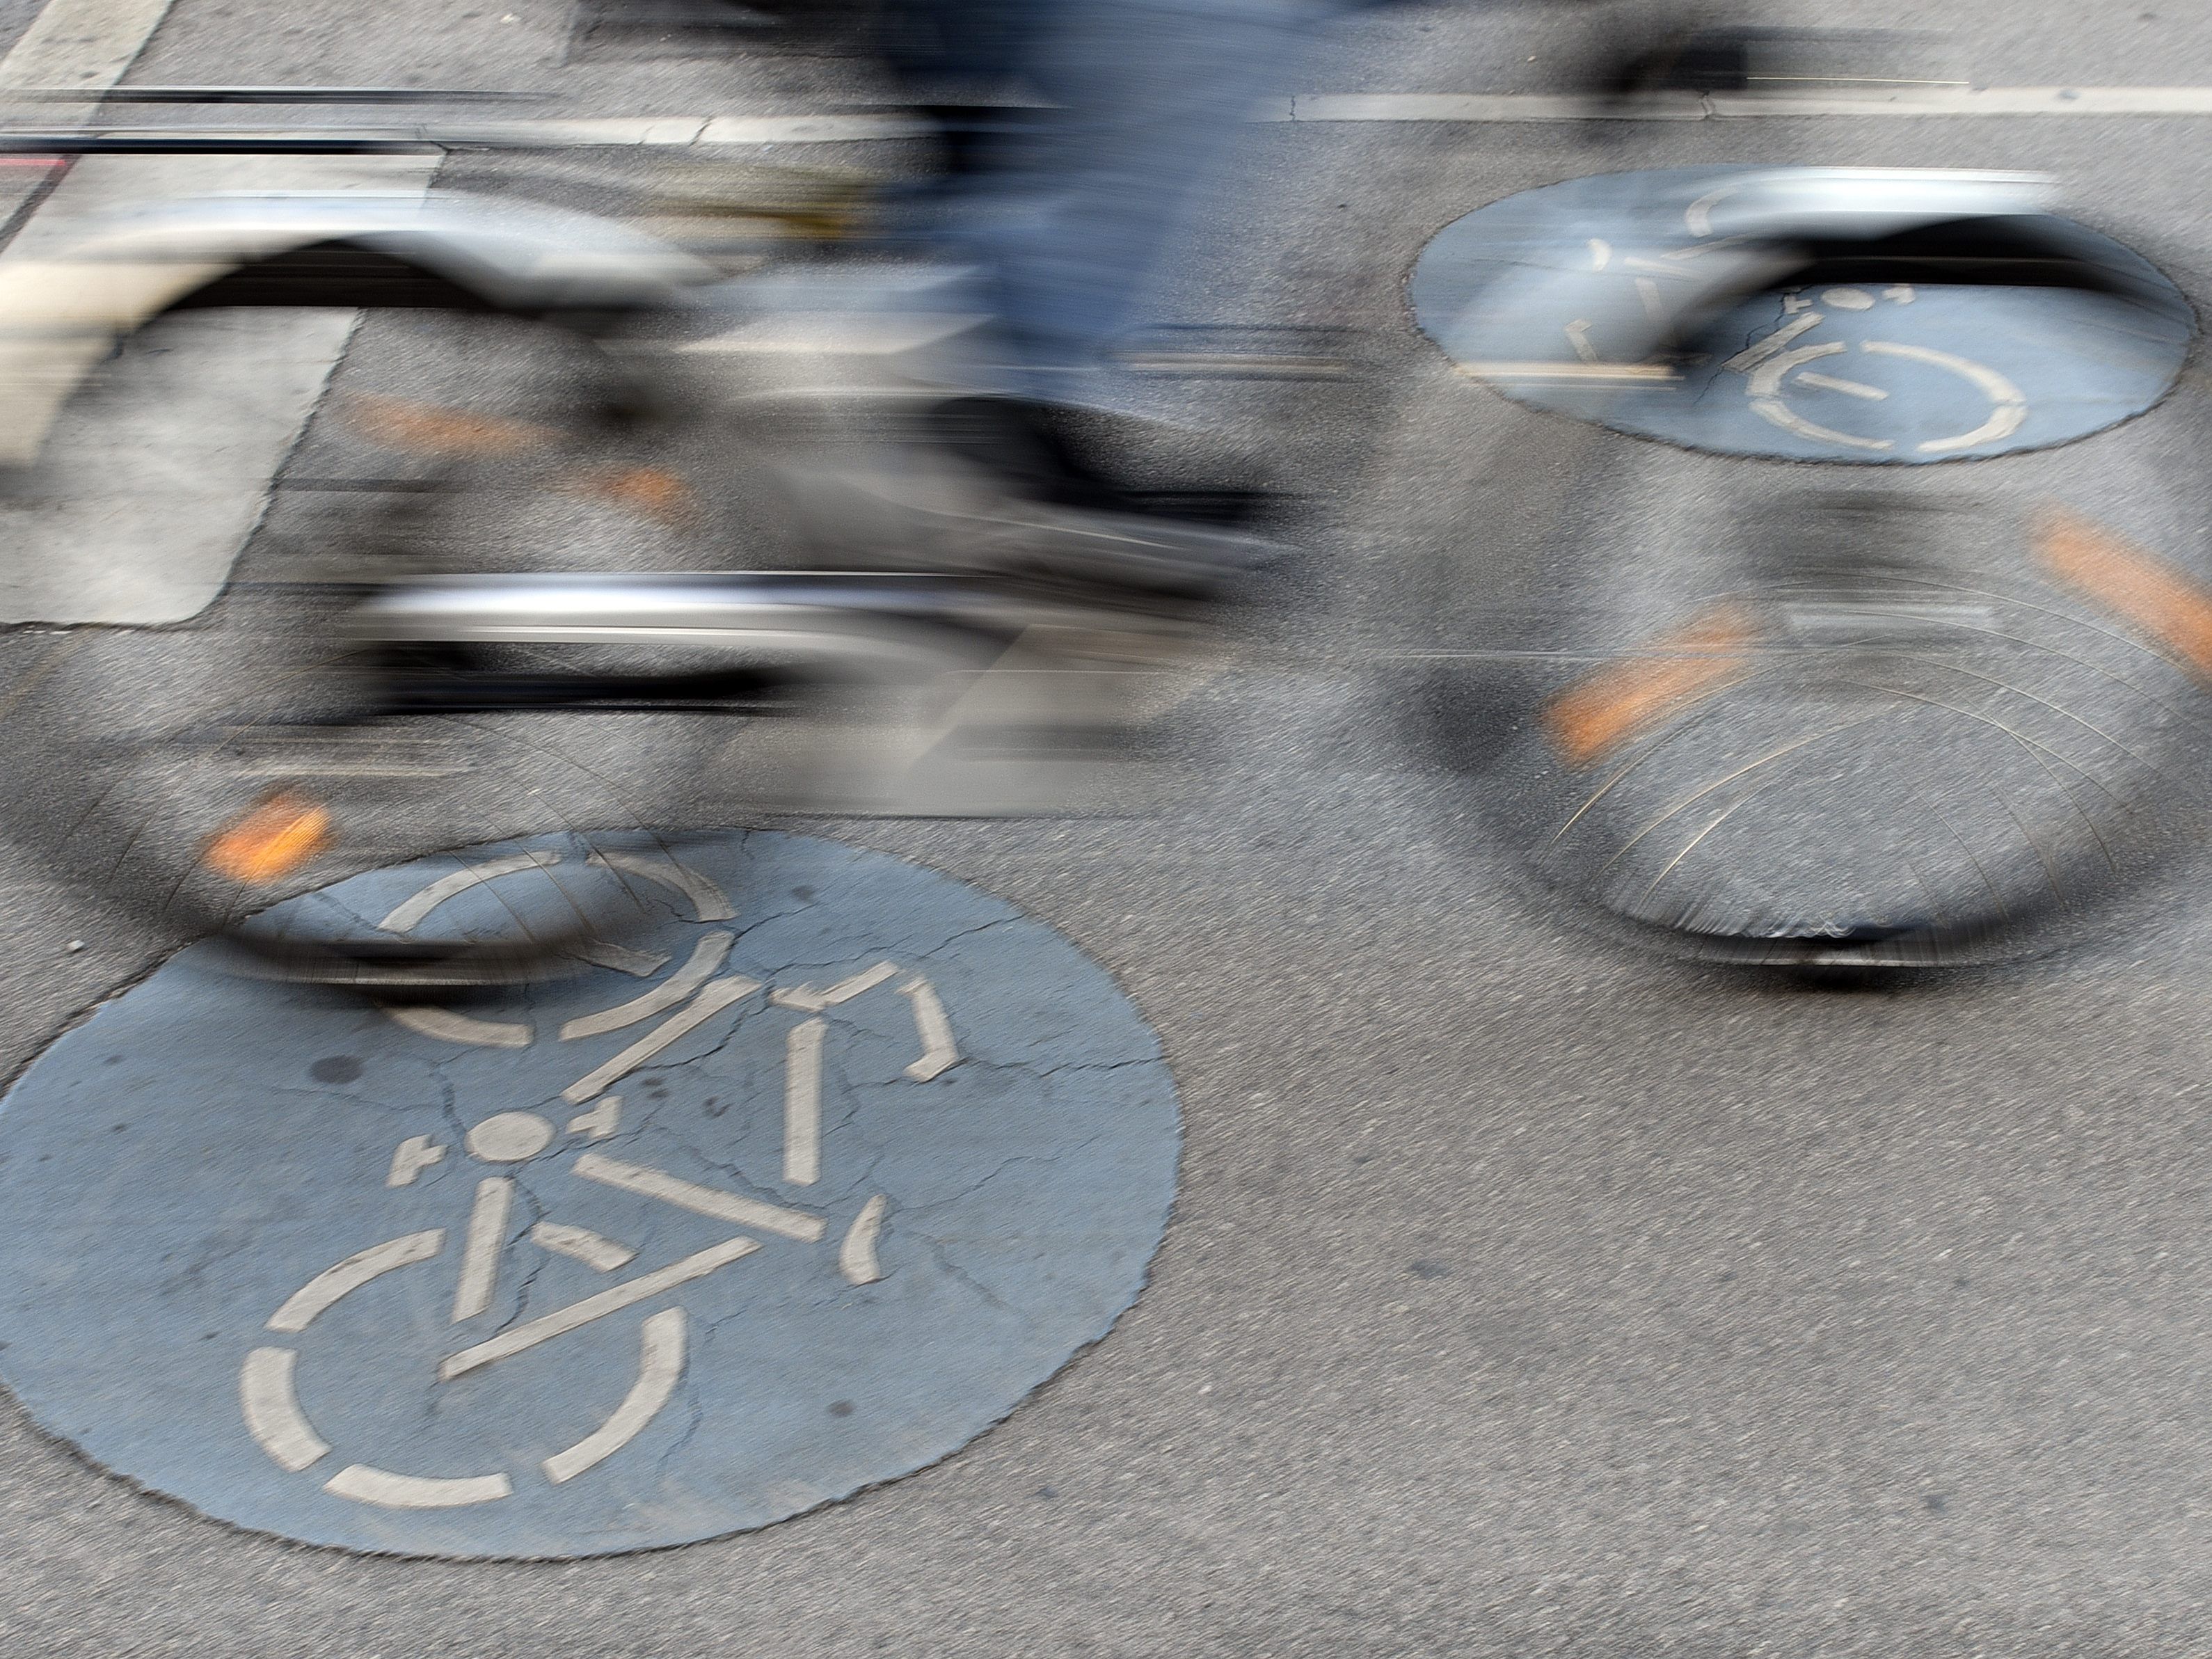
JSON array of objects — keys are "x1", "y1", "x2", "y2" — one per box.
[
  {"x1": 239, "y1": 849, "x2": 957, "y2": 1509},
  {"x1": 1714, "y1": 285, "x2": 2028, "y2": 457},
  {"x1": 1566, "y1": 199, "x2": 2034, "y2": 457}
]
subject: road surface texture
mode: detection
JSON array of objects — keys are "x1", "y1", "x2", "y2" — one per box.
[{"x1": 3, "y1": 0, "x2": 2212, "y2": 1654}]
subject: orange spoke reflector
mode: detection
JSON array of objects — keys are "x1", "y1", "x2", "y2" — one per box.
[
  {"x1": 340, "y1": 393, "x2": 556, "y2": 458},
  {"x1": 2038, "y1": 505, "x2": 2212, "y2": 678},
  {"x1": 1542, "y1": 606, "x2": 1757, "y2": 768},
  {"x1": 559, "y1": 463, "x2": 697, "y2": 527},
  {"x1": 202, "y1": 793, "x2": 333, "y2": 886}
]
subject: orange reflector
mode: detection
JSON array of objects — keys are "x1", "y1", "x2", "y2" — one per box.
[
  {"x1": 202, "y1": 793, "x2": 333, "y2": 886},
  {"x1": 2037, "y1": 505, "x2": 2212, "y2": 678},
  {"x1": 559, "y1": 463, "x2": 697, "y2": 527},
  {"x1": 1542, "y1": 607, "x2": 1757, "y2": 768},
  {"x1": 341, "y1": 394, "x2": 555, "y2": 458}
]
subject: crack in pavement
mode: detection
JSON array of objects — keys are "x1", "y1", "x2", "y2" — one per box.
[{"x1": 916, "y1": 1237, "x2": 1025, "y2": 1322}]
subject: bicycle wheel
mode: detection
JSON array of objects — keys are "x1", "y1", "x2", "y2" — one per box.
[
  {"x1": 0, "y1": 296, "x2": 815, "y2": 987},
  {"x1": 1413, "y1": 170, "x2": 2212, "y2": 967}
]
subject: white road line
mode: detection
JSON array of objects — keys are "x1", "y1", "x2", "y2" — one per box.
[
  {"x1": 67, "y1": 86, "x2": 2212, "y2": 159},
  {"x1": 898, "y1": 976, "x2": 959, "y2": 1081},
  {"x1": 584, "y1": 850, "x2": 734, "y2": 922},
  {"x1": 839, "y1": 1194, "x2": 886, "y2": 1285},
  {"x1": 560, "y1": 974, "x2": 761, "y2": 1106},
  {"x1": 1268, "y1": 88, "x2": 2212, "y2": 123},
  {"x1": 239, "y1": 1347, "x2": 328, "y2": 1472},
  {"x1": 266, "y1": 1229, "x2": 443, "y2": 1333},
  {"x1": 324, "y1": 1464, "x2": 511, "y2": 1509},
  {"x1": 380, "y1": 1003, "x2": 533, "y2": 1050},
  {"x1": 543, "y1": 1308, "x2": 685, "y2": 1484},
  {"x1": 530, "y1": 1219, "x2": 635, "y2": 1272},
  {"x1": 439, "y1": 1234, "x2": 759, "y2": 1381},
  {"x1": 771, "y1": 960, "x2": 900, "y2": 1012},
  {"x1": 378, "y1": 850, "x2": 562, "y2": 932},
  {"x1": 0, "y1": 0, "x2": 173, "y2": 91},
  {"x1": 385, "y1": 1134, "x2": 445, "y2": 1187},
  {"x1": 0, "y1": 86, "x2": 2191, "y2": 166},
  {"x1": 783, "y1": 1017, "x2": 824, "y2": 1186},
  {"x1": 560, "y1": 930, "x2": 733, "y2": 1041},
  {"x1": 573, "y1": 1151, "x2": 827, "y2": 1242},
  {"x1": 450, "y1": 1177, "x2": 511, "y2": 1323}
]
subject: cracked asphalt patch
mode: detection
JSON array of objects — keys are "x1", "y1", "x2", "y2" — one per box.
[{"x1": 0, "y1": 830, "x2": 1179, "y2": 1559}]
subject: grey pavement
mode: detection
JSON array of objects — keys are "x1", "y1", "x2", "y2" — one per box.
[{"x1": 8, "y1": 1, "x2": 2212, "y2": 1655}]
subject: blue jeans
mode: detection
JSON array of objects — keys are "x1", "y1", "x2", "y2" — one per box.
[{"x1": 882, "y1": 0, "x2": 1401, "y2": 382}]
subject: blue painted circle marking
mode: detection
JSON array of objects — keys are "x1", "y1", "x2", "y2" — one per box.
[
  {"x1": 0, "y1": 831, "x2": 1179, "y2": 1558},
  {"x1": 1410, "y1": 167, "x2": 2195, "y2": 463}
]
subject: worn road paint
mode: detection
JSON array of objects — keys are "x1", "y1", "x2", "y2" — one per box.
[
  {"x1": 378, "y1": 852, "x2": 562, "y2": 932},
  {"x1": 0, "y1": 830, "x2": 1179, "y2": 1557},
  {"x1": 385, "y1": 1134, "x2": 445, "y2": 1188},
  {"x1": 559, "y1": 931, "x2": 733, "y2": 1040},
  {"x1": 239, "y1": 1347, "x2": 328, "y2": 1473},
  {"x1": 450, "y1": 1179, "x2": 513, "y2": 1324},
  {"x1": 439, "y1": 1235, "x2": 763, "y2": 1382},
  {"x1": 772, "y1": 960, "x2": 901, "y2": 1012},
  {"x1": 585, "y1": 848, "x2": 734, "y2": 921},
  {"x1": 262, "y1": 91, "x2": 2212, "y2": 154},
  {"x1": 573, "y1": 1152, "x2": 826, "y2": 1242},
  {"x1": 542, "y1": 1310, "x2": 685, "y2": 1484},
  {"x1": 900, "y1": 976, "x2": 960, "y2": 1081},
  {"x1": 0, "y1": 0, "x2": 171, "y2": 92},
  {"x1": 1413, "y1": 167, "x2": 2192, "y2": 465},
  {"x1": 783, "y1": 1018, "x2": 825, "y2": 1185},
  {"x1": 560, "y1": 976, "x2": 763, "y2": 1106},
  {"x1": 839, "y1": 1195, "x2": 888, "y2": 1286},
  {"x1": 530, "y1": 1221, "x2": 635, "y2": 1273},
  {"x1": 380, "y1": 1004, "x2": 533, "y2": 1049}
]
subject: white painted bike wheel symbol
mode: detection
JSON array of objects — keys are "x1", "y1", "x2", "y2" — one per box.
[
  {"x1": 1746, "y1": 338, "x2": 2028, "y2": 456},
  {"x1": 241, "y1": 1227, "x2": 700, "y2": 1509}
]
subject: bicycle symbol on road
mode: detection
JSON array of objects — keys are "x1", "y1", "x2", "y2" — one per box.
[
  {"x1": 239, "y1": 848, "x2": 957, "y2": 1509},
  {"x1": 1417, "y1": 167, "x2": 2193, "y2": 468},
  {"x1": 1570, "y1": 224, "x2": 2030, "y2": 457}
]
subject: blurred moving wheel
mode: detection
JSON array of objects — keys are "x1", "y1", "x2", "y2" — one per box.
[
  {"x1": 1413, "y1": 168, "x2": 2212, "y2": 966},
  {"x1": 0, "y1": 294, "x2": 814, "y2": 989}
]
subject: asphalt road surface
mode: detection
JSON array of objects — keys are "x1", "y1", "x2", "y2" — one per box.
[{"x1": 8, "y1": 1, "x2": 2212, "y2": 1654}]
